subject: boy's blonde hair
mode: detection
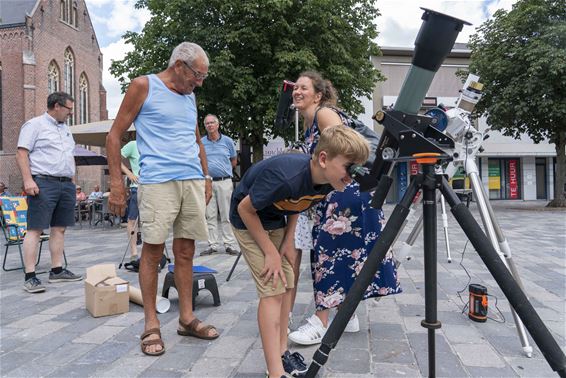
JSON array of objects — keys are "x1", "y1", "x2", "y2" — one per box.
[{"x1": 313, "y1": 126, "x2": 369, "y2": 164}]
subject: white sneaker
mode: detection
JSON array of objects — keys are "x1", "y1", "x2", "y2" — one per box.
[
  {"x1": 344, "y1": 314, "x2": 360, "y2": 333},
  {"x1": 288, "y1": 314, "x2": 327, "y2": 345}
]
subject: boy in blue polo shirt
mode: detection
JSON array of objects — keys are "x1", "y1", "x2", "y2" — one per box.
[{"x1": 229, "y1": 126, "x2": 369, "y2": 378}]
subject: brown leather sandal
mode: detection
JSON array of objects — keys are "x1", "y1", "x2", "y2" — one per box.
[
  {"x1": 177, "y1": 318, "x2": 219, "y2": 340},
  {"x1": 140, "y1": 327, "x2": 165, "y2": 356}
]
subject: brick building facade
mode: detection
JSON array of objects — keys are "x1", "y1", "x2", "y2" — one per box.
[{"x1": 0, "y1": 0, "x2": 107, "y2": 192}]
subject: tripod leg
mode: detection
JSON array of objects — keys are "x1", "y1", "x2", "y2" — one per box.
[
  {"x1": 468, "y1": 170, "x2": 533, "y2": 357},
  {"x1": 440, "y1": 178, "x2": 566, "y2": 376},
  {"x1": 421, "y1": 166, "x2": 441, "y2": 377},
  {"x1": 439, "y1": 195, "x2": 452, "y2": 263},
  {"x1": 119, "y1": 217, "x2": 138, "y2": 269},
  {"x1": 396, "y1": 208, "x2": 423, "y2": 262},
  {"x1": 305, "y1": 173, "x2": 422, "y2": 378},
  {"x1": 226, "y1": 251, "x2": 242, "y2": 282}
]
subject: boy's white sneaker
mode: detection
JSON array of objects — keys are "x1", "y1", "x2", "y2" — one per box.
[{"x1": 288, "y1": 314, "x2": 327, "y2": 345}]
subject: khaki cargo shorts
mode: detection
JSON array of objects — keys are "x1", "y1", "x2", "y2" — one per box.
[
  {"x1": 233, "y1": 227, "x2": 294, "y2": 298},
  {"x1": 138, "y1": 180, "x2": 208, "y2": 244}
]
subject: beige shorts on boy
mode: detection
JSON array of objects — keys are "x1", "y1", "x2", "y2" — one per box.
[
  {"x1": 138, "y1": 180, "x2": 208, "y2": 244},
  {"x1": 233, "y1": 227, "x2": 295, "y2": 297}
]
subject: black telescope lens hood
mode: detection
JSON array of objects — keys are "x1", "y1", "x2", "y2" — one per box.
[{"x1": 413, "y1": 8, "x2": 471, "y2": 72}]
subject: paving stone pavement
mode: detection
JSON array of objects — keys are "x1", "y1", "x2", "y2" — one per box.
[{"x1": 1, "y1": 201, "x2": 564, "y2": 377}]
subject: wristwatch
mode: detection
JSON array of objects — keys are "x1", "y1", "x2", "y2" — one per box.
[{"x1": 204, "y1": 175, "x2": 213, "y2": 181}]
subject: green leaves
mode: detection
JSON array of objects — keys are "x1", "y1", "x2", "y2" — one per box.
[
  {"x1": 468, "y1": 0, "x2": 566, "y2": 203},
  {"x1": 468, "y1": 0, "x2": 566, "y2": 143}
]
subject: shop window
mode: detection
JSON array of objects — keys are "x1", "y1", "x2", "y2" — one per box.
[{"x1": 488, "y1": 158, "x2": 522, "y2": 200}]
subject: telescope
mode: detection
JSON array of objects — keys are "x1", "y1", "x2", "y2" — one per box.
[
  {"x1": 306, "y1": 7, "x2": 566, "y2": 378},
  {"x1": 357, "y1": 8, "x2": 468, "y2": 194}
]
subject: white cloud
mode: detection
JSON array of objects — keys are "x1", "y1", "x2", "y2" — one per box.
[
  {"x1": 85, "y1": 0, "x2": 150, "y2": 118},
  {"x1": 85, "y1": 0, "x2": 115, "y2": 6},
  {"x1": 105, "y1": 0, "x2": 151, "y2": 38},
  {"x1": 85, "y1": 0, "x2": 150, "y2": 38},
  {"x1": 101, "y1": 39, "x2": 135, "y2": 118},
  {"x1": 376, "y1": 0, "x2": 516, "y2": 47}
]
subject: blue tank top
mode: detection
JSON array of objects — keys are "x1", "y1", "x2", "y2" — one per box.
[{"x1": 134, "y1": 74, "x2": 203, "y2": 184}]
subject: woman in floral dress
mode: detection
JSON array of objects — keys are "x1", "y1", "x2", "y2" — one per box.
[{"x1": 288, "y1": 71, "x2": 401, "y2": 345}]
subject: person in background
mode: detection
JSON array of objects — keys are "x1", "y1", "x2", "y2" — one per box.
[
  {"x1": 121, "y1": 140, "x2": 141, "y2": 261},
  {"x1": 88, "y1": 184, "x2": 104, "y2": 200},
  {"x1": 75, "y1": 186, "x2": 87, "y2": 202},
  {"x1": 201, "y1": 114, "x2": 239, "y2": 256},
  {"x1": 0, "y1": 182, "x2": 12, "y2": 196},
  {"x1": 16, "y1": 91, "x2": 83, "y2": 293},
  {"x1": 106, "y1": 41, "x2": 218, "y2": 357}
]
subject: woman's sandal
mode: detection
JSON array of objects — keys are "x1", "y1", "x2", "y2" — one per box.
[
  {"x1": 177, "y1": 318, "x2": 219, "y2": 340},
  {"x1": 140, "y1": 327, "x2": 165, "y2": 356}
]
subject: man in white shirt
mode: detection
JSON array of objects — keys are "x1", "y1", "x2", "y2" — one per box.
[{"x1": 16, "y1": 92, "x2": 83, "y2": 294}]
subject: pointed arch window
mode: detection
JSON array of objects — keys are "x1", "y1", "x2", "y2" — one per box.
[
  {"x1": 72, "y1": 2, "x2": 78, "y2": 27},
  {"x1": 64, "y1": 48, "x2": 75, "y2": 125},
  {"x1": 60, "y1": 0, "x2": 78, "y2": 27},
  {"x1": 64, "y1": 48, "x2": 74, "y2": 96},
  {"x1": 60, "y1": 0, "x2": 67, "y2": 22},
  {"x1": 47, "y1": 61, "x2": 60, "y2": 94},
  {"x1": 79, "y1": 73, "x2": 89, "y2": 124}
]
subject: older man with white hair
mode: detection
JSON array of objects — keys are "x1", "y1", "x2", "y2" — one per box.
[{"x1": 106, "y1": 41, "x2": 219, "y2": 357}]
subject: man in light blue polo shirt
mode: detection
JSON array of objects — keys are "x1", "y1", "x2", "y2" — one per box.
[
  {"x1": 201, "y1": 114, "x2": 239, "y2": 256},
  {"x1": 16, "y1": 91, "x2": 83, "y2": 293}
]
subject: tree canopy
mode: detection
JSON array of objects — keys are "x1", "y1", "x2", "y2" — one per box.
[
  {"x1": 110, "y1": 0, "x2": 383, "y2": 160},
  {"x1": 466, "y1": 0, "x2": 566, "y2": 205}
]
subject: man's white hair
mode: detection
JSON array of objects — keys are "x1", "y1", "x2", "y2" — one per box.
[
  {"x1": 204, "y1": 114, "x2": 219, "y2": 124},
  {"x1": 168, "y1": 42, "x2": 209, "y2": 68}
]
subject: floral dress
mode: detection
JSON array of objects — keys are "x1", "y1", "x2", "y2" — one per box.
[{"x1": 306, "y1": 107, "x2": 401, "y2": 311}]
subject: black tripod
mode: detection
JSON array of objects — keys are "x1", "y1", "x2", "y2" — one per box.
[{"x1": 305, "y1": 159, "x2": 566, "y2": 377}]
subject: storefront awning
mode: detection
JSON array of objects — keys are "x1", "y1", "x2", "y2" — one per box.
[{"x1": 70, "y1": 120, "x2": 135, "y2": 147}]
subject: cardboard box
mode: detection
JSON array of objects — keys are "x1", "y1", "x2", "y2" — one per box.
[{"x1": 85, "y1": 264, "x2": 129, "y2": 317}]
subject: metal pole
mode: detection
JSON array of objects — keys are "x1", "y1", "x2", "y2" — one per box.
[{"x1": 439, "y1": 195, "x2": 452, "y2": 262}]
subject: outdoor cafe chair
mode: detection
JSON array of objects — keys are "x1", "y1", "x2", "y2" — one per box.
[
  {"x1": 0, "y1": 196, "x2": 67, "y2": 272},
  {"x1": 75, "y1": 200, "x2": 91, "y2": 227},
  {"x1": 93, "y1": 196, "x2": 117, "y2": 227}
]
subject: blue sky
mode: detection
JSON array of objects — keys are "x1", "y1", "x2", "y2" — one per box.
[{"x1": 84, "y1": 0, "x2": 515, "y2": 119}]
